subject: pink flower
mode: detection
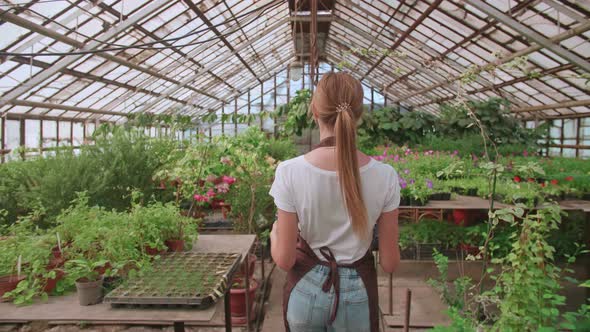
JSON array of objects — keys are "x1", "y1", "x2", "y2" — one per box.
[
  {"x1": 222, "y1": 175, "x2": 236, "y2": 185},
  {"x1": 193, "y1": 194, "x2": 209, "y2": 202},
  {"x1": 393, "y1": 155, "x2": 399, "y2": 162},
  {"x1": 206, "y1": 188, "x2": 216, "y2": 198},
  {"x1": 216, "y1": 182, "x2": 230, "y2": 193},
  {"x1": 523, "y1": 150, "x2": 528, "y2": 157}
]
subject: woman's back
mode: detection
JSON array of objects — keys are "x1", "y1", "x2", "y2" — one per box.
[{"x1": 270, "y1": 152, "x2": 399, "y2": 264}]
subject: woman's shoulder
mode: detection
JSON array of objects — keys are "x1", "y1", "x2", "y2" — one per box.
[
  {"x1": 275, "y1": 155, "x2": 305, "y2": 172},
  {"x1": 368, "y1": 158, "x2": 398, "y2": 177}
]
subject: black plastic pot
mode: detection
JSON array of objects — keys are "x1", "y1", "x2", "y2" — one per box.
[
  {"x1": 400, "y1": 246, "x2": 416, "y2": 260},
  {"x1": 451, "y1": 187, "x2": 465, "y2": 195},
  {"x1": 400, "y1": 197, "x2": 411, "y2": 206},
  {"x1": 428, "y1": 192, "x2": 451, "y2": 201},
  {"x1": 409, "y1": 198, "x2": 427, "y2": 206}
]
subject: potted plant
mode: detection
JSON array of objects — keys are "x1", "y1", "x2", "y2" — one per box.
[
  {"x1": 230, "y1": 277, "x2": 259, "y2": 324},
  {"x1": 66, "y1": 258, "x2": 109, "y2": 306}
]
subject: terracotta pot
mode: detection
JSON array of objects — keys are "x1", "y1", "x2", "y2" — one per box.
[
  {"x1": 93, "y1": 262, "x2": 112, "y2": 276},
  {"x1": 238, "y1": 254, "x2": 256, "y2": 279},
  {"x1": 452, "y1": 209, "x2": 469, "y2": 226},
  {"x1": 75, "y1": 276, "x2": 104, "y2": 306},
  {"x1": 43, "y1": 270, "x2": 65, "y2": 294},
  {"x1": 47, "y1": 257, "x2": 65, "y2": 269},
  {"x1": 144, "y1": 245, "x2": 166, "y2": 256},
  {"x1": 230, "y1": 278, "x2": 258, "y2": 323},
  {"x1": 0, "y1": 275, "x2": 26, "y2": 302},
  {"x1": 165, "y1": 239, "x2": 185, "y2": 252},
  {"x1": 51, "y1": 246, "x2": 63, "y2": 259}
]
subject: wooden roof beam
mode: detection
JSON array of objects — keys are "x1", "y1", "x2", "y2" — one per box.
[
  {"x1": 0, "y1": 1, "x2": 171, "y2": 107},
  {"x1": 385, "y1": 0, "x2": 535, "y2": 90},
  {"x1": 361, "y1": 0, "x2": 443, "y2": 80},
  {"x1": 182, "y1": 0, "x2": 262, "y2": 84},
  {"x1": 392, "y1": 20, "x2": 590, "y2": 104},
  {"x1": 466, "y1": 0, "x2": 590, "y2": 73}
]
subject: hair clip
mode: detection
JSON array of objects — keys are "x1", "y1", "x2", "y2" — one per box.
[{"x1": 336, "y1": 103, "x2": 350, "y2": 113}]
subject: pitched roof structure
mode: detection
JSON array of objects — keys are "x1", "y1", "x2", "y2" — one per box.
[{"x1": 0, "y1": 0, "x2": 588, "y2": 123}]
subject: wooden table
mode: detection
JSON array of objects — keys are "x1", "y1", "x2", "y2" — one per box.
[{"x1": 0, "y1": 234, "x2": 257, "y2": 332}]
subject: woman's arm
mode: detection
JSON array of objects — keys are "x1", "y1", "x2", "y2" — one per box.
[
  {"x1": 378, "y1": 209, "x2": 400, "y2": 273},
  {"x1": 270, "y1": 209, "x2": 299, "y2": 271}
]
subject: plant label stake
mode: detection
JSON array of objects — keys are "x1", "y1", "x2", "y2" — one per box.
[
  {"x1": 17, "y1": 255, "x2": 22, "y2": 278},
  {"x1": 57, "y1": 232, "x2": 62, "y2": 253}
]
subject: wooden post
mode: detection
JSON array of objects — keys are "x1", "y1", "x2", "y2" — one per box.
[
  {"x1": 576, "y1": 118, "x2": 581, "y2": 158},
  {"x1": 384, "y1": 93, "x2": 388, "y2": 107},
  {"x1": 19, "y1": 118, "x2": 25, "y2": 160},
  {"x1": 1, "y1": 116, "x2": 4, "y2": 163},
  {"x1": 371, "y1": 88, "x2": 375, "y2": 111},
  {"x1": 39, "y1": 119, "x2": 43, "y2": 155},
  {"x1": 286, "y1": 63, "x2": 291, "y2": 104},
  {"x1": 260, "y1": 84, "x2": 264, "y2": 129},
  {"x1": 70, "y1": 121, "x2": 74, "y2": 147},
  {"x1": 389, "y1": 273, "x2": 393, "y2": 315},
  {"x1": 273, "y1": 73, "x2": 278, "y2": 137},
  {"x1": 404, "y1": 288, "x2": 412, "y2": 332},
  {"x1": 560, "y1": 119, "x2": 565, "y2": 156},
  {"x1": 234, "y1": 96, "x2": 238, "y2": 137},
  {"x1": 247, "y1": 90, "x2": 251, "y2": 126},
  {"x1": 221, "y1": 103, "x2": 225, "y2": 136}
]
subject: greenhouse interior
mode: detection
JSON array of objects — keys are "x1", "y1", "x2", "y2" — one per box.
[{"x1": 0, "y1": 0, "x2": 589, "y2": 331}]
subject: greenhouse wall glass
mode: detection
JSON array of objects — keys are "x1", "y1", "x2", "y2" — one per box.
[{"x1": 0, "y1": 0, "x2": 589, "y2": 331}]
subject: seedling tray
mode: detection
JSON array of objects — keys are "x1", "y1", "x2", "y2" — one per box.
[{"x1": 104, "y1": 252, "x2": 241, "y2": 309}]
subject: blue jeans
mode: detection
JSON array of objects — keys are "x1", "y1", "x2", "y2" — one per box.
[{"x1": 287, "y1": 265, "x2": 370, "y2": 332}]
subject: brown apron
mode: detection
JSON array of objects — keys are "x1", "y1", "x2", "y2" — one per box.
[{"x1": 282, "y1": 136, "x2": 380, "y2": 331}]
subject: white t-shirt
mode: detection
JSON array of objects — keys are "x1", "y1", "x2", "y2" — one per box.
[{"x1": 269, "y1": 155, "x2": 400, "y2": 264}]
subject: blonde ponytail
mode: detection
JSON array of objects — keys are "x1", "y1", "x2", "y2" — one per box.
[
  {"x1": 335, "y1": 107, "x2": 369, "y2": 239},
  {"x1": 310, "y1": 72, "x2": 368, "y2": 239}
]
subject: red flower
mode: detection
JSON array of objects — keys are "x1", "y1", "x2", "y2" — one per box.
[
  {"x1": 565, "y1": 176, "x2": 574, "y2": 181},
  {"x1": 541, "y1": 182, "x2": 546, "y2": 188},
  {"x1": 550, "y1": 179, "x2": 558, "y2": 185},
  {"x1": 527, "y1": 178, "x2": 535, "y2": 183},
  {"x1": 513, "y1": 176, "x2": 521, "y2": 183}
]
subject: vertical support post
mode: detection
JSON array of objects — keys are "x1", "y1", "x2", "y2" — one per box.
[
  {"x1": 389, "y1": 273, "x2": 393, "y2": 315},
  {"x1": 302, "y1": 60, "x2": 305, "y2": 90},
  {"x1": 273, "y1": 73, "x2": 278, "y2": 137},
  {"x1": 55, "y1": 120, "x2": 59, "y2": 148},
  {"x1": 247, "y1": 90, "x2": 251, "y2": 126},
  {"x1": 173, "y1": 322, "x2": 184, "y2": 332},
  {"x1": 221, "y1": 103, "x2": 225, "y2": 136},
  {"x1": 83, "y1": 121, "x2": 87, "y2": 143},
  {"x1": 384, "y1": 93, "x2": 388, "y2": 107},
  {"x1": 234, "y1": 96, "x2": 238, "y2": 137},
  {"x1": 70, "y1": 121, "x2": 74, "y2": 148},
  {"x1": 224, "y1": 287, "x2": 232, "y2": 332},
  {"x1": 371, "y1": 88, "x2": 375, "y2": 111},
  {"x1": 310, "y1": 0, "x2": 317, "y2": 93},
  {"x1": 404, "y1": 288, "x2": 412, "y2": 332},
  {"x1": 209, "y1": 127, "x2": 212, "y2": 141},
  {"x1": 560, "y1": 119, "x2": 565, "y2": 156},
  {"x1": 245, "y1": 253, "x2": 251, "y2": 331},
  {"x1": 260, "y1": 84, "x2": 264, "y2": 129},
  {"x1": 546, "y1": 120, "x2": 551, "y2": 157},
  {"x1": 19, "y1": 118, "x2": 25, "y2": 160},
  {"x1": 39, "y1": 119, "x2": 43, "y2": 155},
  {"x1": 576, "y1": 118, "x2": 581, "y2": 158},
  {"x1": 1, "y1": 116, "x2": 5, "y2": 163},
  {"x1": 286, "y1": 64, "x2": 291, "y2": 104}
]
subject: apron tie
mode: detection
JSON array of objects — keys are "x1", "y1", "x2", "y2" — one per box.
[{"x1": 319, "y1": 246, "x2": 340, "y2": 324}]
